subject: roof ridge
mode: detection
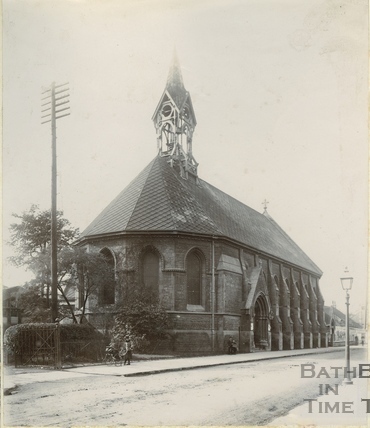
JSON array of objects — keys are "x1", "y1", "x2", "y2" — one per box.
[
  {"x1": 198, "y1": 177, "x2": 265, "y2": 218},
  {"x1": 264, "y1": 214, "x2": 323, "y2": 275}
]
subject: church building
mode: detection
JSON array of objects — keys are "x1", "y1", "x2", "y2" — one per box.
[{"x1": 76, "y1": 56, "x2": 328, "y2": 354}]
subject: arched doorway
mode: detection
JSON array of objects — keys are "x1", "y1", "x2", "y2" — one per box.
[{"x1": 254, "y1": 294, "x2": 269, "y2": 350}]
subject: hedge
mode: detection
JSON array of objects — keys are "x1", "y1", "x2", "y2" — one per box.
[{"x1": 4, "y1": 323, "x2": 106, "y2": 354}]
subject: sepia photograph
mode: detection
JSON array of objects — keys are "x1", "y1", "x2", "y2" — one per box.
[{"x1": 2, "y1": 0, "x2": 368, "y2": 426}]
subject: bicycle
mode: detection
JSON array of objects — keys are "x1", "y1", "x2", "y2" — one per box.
[{"x1": 104, "y1": 346, "x2": 123, "y2": 366}]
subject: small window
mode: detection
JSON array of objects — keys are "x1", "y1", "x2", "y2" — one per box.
[{"x1": 186, "y1": 252, "x2": 201, "y2": 305}]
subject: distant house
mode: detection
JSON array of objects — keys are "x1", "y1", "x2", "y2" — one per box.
[
  {"x1": 324, "y1": 305, "x2": 365, "y2": 346},
  {"x1": 58, "y1": 283, "x2": 76, "y2": 310},
  {"x1": 3, "y1": 286, "x2": 23, "y2": 331},
  {"x1": 3, "y1": 282, "x2": 76, "y2": 327}
]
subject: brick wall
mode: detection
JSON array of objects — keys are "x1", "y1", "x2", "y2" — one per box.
[
  {"x1": 223, "y1": 272, "x2": 243, "y2": 313},
  {"x1": 170, "y1": 312, "x2": 212, "y2": 330},
  {"x1": 80, "y1": 233, "x2": 325, "y2": 354}
]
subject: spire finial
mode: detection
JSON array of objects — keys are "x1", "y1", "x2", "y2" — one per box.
[{"x1": 262, "y1": 199, "x2": 269, "y2": 212}]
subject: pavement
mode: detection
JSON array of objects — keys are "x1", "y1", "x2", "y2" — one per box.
[
  {"x1": 67, "y1": 346, "x2": 347, "y2": 377},
  {"x1": 3, "y1": 346, "x2": 347, "y2": 393},
  {"x1": 269, "y1": 370, "x2": 369, "y2": 426}
]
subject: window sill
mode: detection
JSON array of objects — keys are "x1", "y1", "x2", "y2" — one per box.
[{"x1": 186, "y1": 304, "x2": 205, "y2": 312}]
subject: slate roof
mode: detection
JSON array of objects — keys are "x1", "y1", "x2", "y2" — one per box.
[
  {"x1": 324, "y1": 306, "x2": 363, "y2": 329},
  {"x1": 80, "y1": 155, "x2": 322, "y2": 276}
]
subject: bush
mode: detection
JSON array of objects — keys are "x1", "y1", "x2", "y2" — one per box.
[
  {"x1": 59, "y1": 324, "x2": 105, "y2": 342},
  {"x1": 59, "y1": 324, "x2": 106, "y2": 363},
  {"x1": 109, "y1": 291, "x2": 169, "y2": 353}
]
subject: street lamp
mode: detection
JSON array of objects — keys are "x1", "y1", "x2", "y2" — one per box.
[{"x1": 341, "y1": 272, "x2": 353, "y2": 385}]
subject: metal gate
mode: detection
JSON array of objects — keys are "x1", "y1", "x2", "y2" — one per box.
[{"x1": 15, "y1": 324, "x2": 61, "y2": 369}]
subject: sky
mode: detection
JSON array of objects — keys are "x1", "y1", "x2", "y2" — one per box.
[{"x1": 3, "y1": 0, "x2": 368, "y2": 317}]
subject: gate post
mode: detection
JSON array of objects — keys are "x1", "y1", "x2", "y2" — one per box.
[{"x1": 55, "y1": 321, "x2": 62, "y2": 369}]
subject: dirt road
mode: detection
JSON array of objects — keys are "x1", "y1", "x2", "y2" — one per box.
[{"x1": 4, "y1": 348, "x2": 367, "y2": 426}]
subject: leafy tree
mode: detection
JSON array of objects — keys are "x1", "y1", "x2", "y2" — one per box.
[
  {"x1": 8, "y1": 205, "x2": 79, "y2": 305},
  {"x1": 16, "y1": 281, "x2": 51, "y2": 323},
  {"x1": 9, "y1": 204, "x2": 78, "y2": 266},
  {"x1": 7, "y1": 205, "x2": 114, "y2": 323},
  {"x1": 109, "y1": 291, "x2": 169, "y2": 352},
  {"x1": 56, "y1": 246, "x2": 116, "y2": 323},
  {"x1": 10, "y1": 244, "x2": 115, "y2": 323}
]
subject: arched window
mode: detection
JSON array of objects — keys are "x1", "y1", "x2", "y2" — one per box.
[
  {"x1": 295, "y1": 282, "x2": 301, "y2": 319},
  {"x1": 100, "y1": 248, "x2": 115, "y2": 305},
  {"x1": 274, "y1": 276, "x2": 280, "y2": 317},
  {"x1": 186, "y1": 252, "x2": 202, "y2": 305},
  {"x1": 284, "y1": 278, "x2": 291, "y2": 317},
  {"x1": 142, "y1": 251, "x2": 159, "y2": 295}
]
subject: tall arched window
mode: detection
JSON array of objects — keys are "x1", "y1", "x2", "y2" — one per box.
[
  {"x1": 100, "y1": 248, "x2": 115, "y2": 305},
  {"x1": 186, "y1": 252, "x2": 202, "y2": 305},
  {"x1": 142, "y1": 251, "x2": 159, "y2": 296}
]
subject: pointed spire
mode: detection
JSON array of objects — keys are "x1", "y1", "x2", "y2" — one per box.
[
  {"x1": 166, "y1": 48, "x2": 185, "y2": 91},
  {"x1": 165, "y1": 50, "x2": 187, "y2": 108}
]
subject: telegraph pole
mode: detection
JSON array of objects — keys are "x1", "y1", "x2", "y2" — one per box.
[{"x1": 42, "y1": 82, "x2": 70, "y2": 322}]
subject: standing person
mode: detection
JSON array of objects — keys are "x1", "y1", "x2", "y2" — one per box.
[
  {"x1": 227, "y1": 337, "x2": 233, "y2": 354},
  {"x1": 124, "y1": 336, "x2": 132, "y2": 365}
]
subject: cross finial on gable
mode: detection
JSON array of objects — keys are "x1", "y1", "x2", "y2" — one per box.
[{"x1": 262, "y1": 199, "x2": 269, "y2": 212}]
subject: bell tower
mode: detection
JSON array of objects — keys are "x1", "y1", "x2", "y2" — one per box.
[{"x1": 152, "y1": 53, "x2": 198, "y2": 178}]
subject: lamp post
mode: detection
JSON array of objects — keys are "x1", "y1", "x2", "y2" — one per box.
[{"x1": 341, "y1": 272, "x2": 353, "y2": 385}]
